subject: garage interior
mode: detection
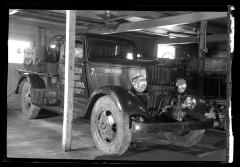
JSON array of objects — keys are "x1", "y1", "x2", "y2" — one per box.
[{"x1": 7, "y1": 9, "x2": 233, "y2": 161}]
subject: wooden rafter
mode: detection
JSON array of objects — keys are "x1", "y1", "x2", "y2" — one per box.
[
  {"x1": 88, "y1": 12, "x2": 227, "y2": 34},
  {"x1": 156, "y1": 34, "x2": 228, "y2": 45},
  {"x1": 9, "y1": 15, "x2": 88, "y2": 32}
]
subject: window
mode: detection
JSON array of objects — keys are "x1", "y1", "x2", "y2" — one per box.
[
  {"x1": 126, "y1": 53, "x2": 133, "y2": 60},
  {"x1": 157, "y1": 45, "x2": 175, "y2": 59},
  {"x1": 89, "y1": 40, "x2": 134, "y2": 60},
  {"x1": 75, "y1": 42, "x2": 83, "y2": 59},
  {"x1": 8, "y1": 40, "x2": 31, "y2": 63}
]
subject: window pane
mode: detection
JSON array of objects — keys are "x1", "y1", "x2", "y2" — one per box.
[
  {"x1": 8, "y1": 40, "x2": 31, "y2": 63},
  {"x1": 75, "y1": 42, "x2": 83, "y2": 58},
  {"x1": 157, "y1": 45, "x2": 175, "y2": 59}
]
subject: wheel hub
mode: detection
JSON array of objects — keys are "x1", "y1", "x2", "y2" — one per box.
[{"x1": 97, "y1": 110, "x2": 116, "y2": 143}]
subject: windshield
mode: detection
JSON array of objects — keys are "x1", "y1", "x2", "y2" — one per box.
[{"x1": 88, "y1": 39, "x2": 135, "y2": 60}]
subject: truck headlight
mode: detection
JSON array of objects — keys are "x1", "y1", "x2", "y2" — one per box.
[
  {"x1": 176, "y1": 78, "x2": 187, "y2": 93},
  {"x1": 132, "y1": 75, "x2": 147, "y2": 92}
]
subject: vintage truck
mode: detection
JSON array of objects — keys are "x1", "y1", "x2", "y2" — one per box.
[{"x1": 15, "y1": 34, "x2": 221, "y2": 155}]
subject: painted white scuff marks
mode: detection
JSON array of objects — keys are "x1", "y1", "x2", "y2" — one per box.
[
  {"x1": 228, "y1": 6, "x2": 234, "y2": 163},
  {"x1": 230, "y1": 8, "x2": 235, "y2": 53},
  {"x1": 228, "y1": 100, "x2": 233, "y2": 163}
]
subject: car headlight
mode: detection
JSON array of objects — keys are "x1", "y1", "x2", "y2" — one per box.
[
  {"x1": 176, "y1": 78, "x2": 187, "y2": 93},
  {"x1": 132, "y1": 75, "x2": 147, "y2": 92}
]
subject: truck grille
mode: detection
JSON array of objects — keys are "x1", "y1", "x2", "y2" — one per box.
[
  {"x1": 146, "y1": 66, "x2": 175, "y2": 110},
  {"x1": 147, "y1": 95, "x2": 161, "y2": 111}
]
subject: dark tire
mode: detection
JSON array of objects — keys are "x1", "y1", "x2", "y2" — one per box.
[
  {"x1": 21, "y1": 80, "x2": 41, "y2": 119},
  {"x1": 91, "y1": 95, "x2": 132, "y2": 155},
  {"x1": 164, "y1": 129, "x2": 205, "y2": 147}
]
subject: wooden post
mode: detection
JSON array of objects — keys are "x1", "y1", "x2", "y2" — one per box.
[
  {"x1": 62, "y1": 10, "x2": 76, "y2": 152},
  {"x1": 198, "y1": 20, "x2": 208, "y2": 94},
  {"x1": 37, "y1": 27, "x2": 46, "y2": 47},
  {"x1": 40, "y1": 27, "x2": 46, "y2": 47}
]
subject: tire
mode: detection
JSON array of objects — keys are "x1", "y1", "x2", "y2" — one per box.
[
  {"x1": 91, "y1": 95, "x2": 132, "y2": 155},
  {"x1": 164, "y1": 129, "x2": 205, "y2": 147},
  {"x1": 21, "y1": 80, "x2": 41, "y2": 119}
]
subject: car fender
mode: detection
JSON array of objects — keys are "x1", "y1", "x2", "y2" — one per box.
[
  {"x1": 85, "y1": 85, "x2": 151, "y2": 120},
  {"x1": 15, "y1": 73, "x2": 45, "y2": 94}
]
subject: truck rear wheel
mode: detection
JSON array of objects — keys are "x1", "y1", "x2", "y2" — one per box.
[
  {"x1": 21, "y1": 80, "x2": 41, "y2": 119},
  {"x1": 91, "y1": 95, "x2": 132, "y2": 155},
  {"x1": 164, "y1": 129, "x2": 205, "y2": 147}
]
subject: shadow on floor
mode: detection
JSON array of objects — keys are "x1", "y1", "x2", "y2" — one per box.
[
  {"x1": 95, "y1": 139, "x2": 226, "y2": 160},
  {"x1": 70, "y1": 146, "x2": 97, "y2": 152},
  {"x1": 36, "y1": 109, "x2": 61, "y2": 119}
]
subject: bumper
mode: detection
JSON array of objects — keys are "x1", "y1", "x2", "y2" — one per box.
[{"x1": 131, "y1": 119, "x2": 220, "y2": 134}]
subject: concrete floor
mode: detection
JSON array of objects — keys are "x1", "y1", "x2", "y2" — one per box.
[{"x1": 7, "y1": 96, "x2": 227, "y2": 161}]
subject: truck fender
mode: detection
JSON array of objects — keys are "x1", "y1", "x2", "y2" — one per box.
[
  {"x1": 15, "y1": 74, "x2": 45, "y2": 94},
  {"x1": 85, "y1": 85, "x2": 151, "y2": 121}
]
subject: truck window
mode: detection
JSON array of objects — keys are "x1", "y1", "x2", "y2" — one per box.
[
  {"x1": 75, "y1": 42, "x2": 83, "y2": 59},
  {"x1": 88, "y1": 40, "x2": 134, "y2": 60},
  {"x1": 59, "y1": 41, "x2": 83, "y2": 60}
]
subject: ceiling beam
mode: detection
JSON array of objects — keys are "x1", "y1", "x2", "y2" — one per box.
[
  {"x1": 88, "y1": 12, "x2": 227, "y2": 34},
  {"x1": 29, "y1": 10, "x2": 106, "y2": 24},
  {"x1": 110, "y1": 32, "x2": 157, "y2": 40},
  {"x1": 9, "y1": 15, "x2": 88, "y2": 32},
  {"x1": 9, "y1": 9, "x2": 20, "y2": 15},
  {"x1": 156, "y1": 34, "x2": 228, "y2": 45}
]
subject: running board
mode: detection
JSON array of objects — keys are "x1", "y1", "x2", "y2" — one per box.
[
  {"x1": 132, "y1": 119, "x2": 221, "y2": 134},
  {"x1": 37, "y1": 105, "x2": 83, "y2": 117}
]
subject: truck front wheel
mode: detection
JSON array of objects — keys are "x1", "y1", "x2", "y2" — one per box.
[
  {"x1": 21, "y1": 80, "x2": 41, "y2": 119},
  {"x1": 91, "y1": 95, "x2": 132, "y2": 155}
]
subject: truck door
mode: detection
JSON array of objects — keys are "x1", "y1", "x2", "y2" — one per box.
[
  {"x1": 73, "y1": 41, "x2": 89, "y2": 99},
  {"x1": 59, "y1": 40, "x2": 89, "y2": 112}
]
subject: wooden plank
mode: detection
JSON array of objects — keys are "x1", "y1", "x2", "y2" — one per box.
[
  {"x1": 199, "y1": 21, "x2": 208, "y2": 55},
  {"x1": 156, "y1": 34, "x2": 228, "y2": 45},
  {"x1": 198, "y1": 20, "x2": 208, "y2": 94},
  {"x1": 88, "y1": 12, "x2": 227, "y2": 34},
  {"x1": 156, "y1": 37, "x2": 197, "y2": 45},
  {"x1": 62, "y1": 10, "x2": 76, "y2": 152},
  {"x1": 207, "y1": 34, "x2": 228, "y2": 43},
  {"x1": 207, "y1": 24, "x2": 226, "y2": 34}
]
